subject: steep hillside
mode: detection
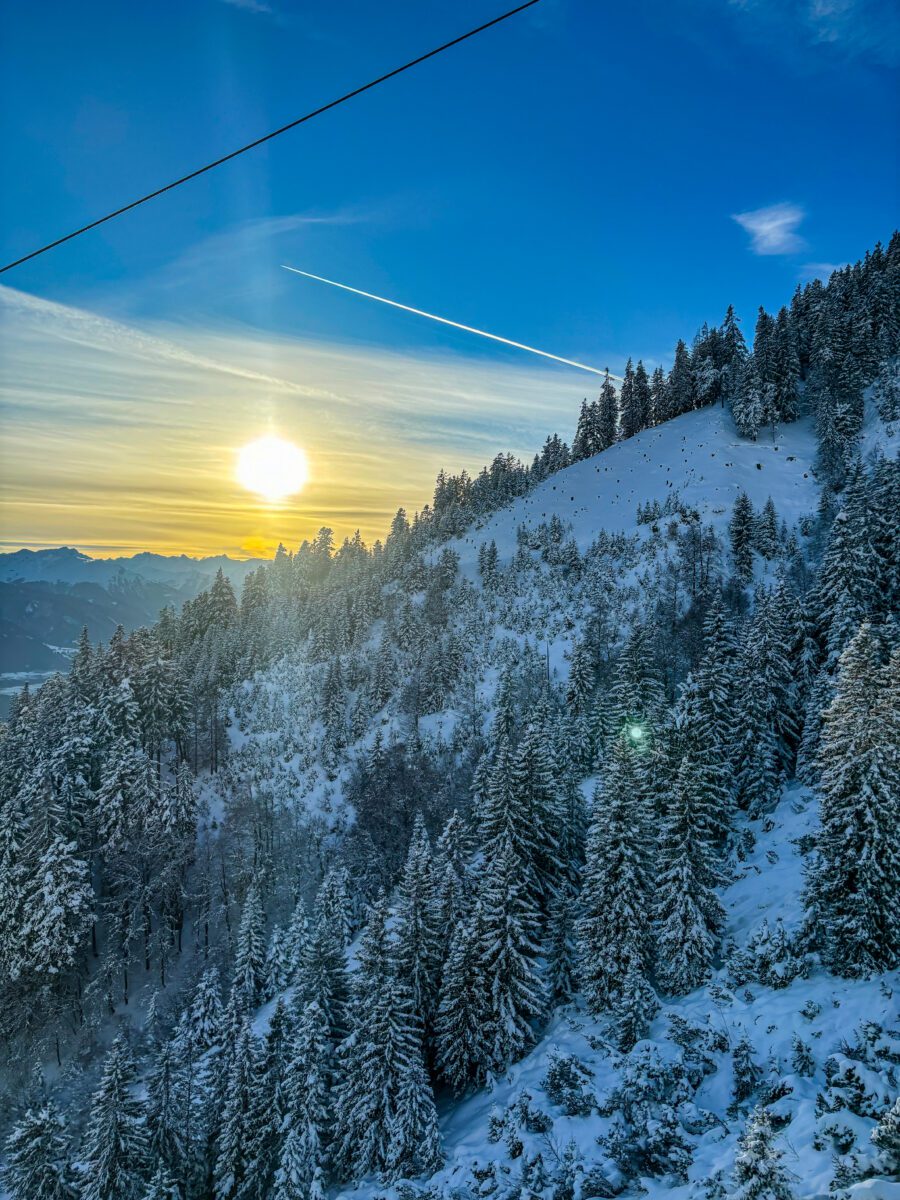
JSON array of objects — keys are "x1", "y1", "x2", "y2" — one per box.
[
  {"x1": 337, "y1": 781, "x2": 899, "y2": 1199},
  {"x1": 1, "y1": 242, "x2": 897, "y2": 1200},
  {"x1": 455, "y1": 404, "x2": 820, "y2": 563}
]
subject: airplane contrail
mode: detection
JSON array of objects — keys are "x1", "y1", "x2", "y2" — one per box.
[{"x1": 282, "y1": 265, "x2": 614, "y2": 378}]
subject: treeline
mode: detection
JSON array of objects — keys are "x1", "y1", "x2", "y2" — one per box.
[{"x1": 0, "y1": 237, "x2": 898, "y2": 1198}]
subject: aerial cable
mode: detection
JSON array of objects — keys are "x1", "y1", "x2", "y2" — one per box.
[{"x1": 0, "y1": 0, "x2": 542, "y2": 275}]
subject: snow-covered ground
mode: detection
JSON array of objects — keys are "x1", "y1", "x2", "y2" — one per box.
[
  {"x1": 219, "y1": 395, "x2": 899, "y2": 1199},
  {"x1": 454, "y1": 404, "x2": 822, "y2": 570},
  {"x1": 334, "y1": 782, "x2": 899, "y2": 1199}
]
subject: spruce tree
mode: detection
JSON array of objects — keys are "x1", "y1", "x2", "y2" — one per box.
[
  {"x1": 2, "y1": 1100, "x2": 75, "y2": 1200},
  {"x1": 576, "y1": 734, "x2": 654, "y2": 1021},
  {"x1": 333, "y1": 899, "x2": 441, "y2": 1182},
  {"x1": 619, "y1": 359, "x2": 639, "y2": 439},
  {"x1": 232, "y1": 883, "x2": 267, "y2": 1012},
  {"x1": 477, "y1": 833, "x2": 545, "y2": 1074},
  {"x1": 212, "y1": 1021, "x2": 261, "y2": 1200},
  {"x1": 145, "y1": 1040, "x2": 186, "y2": 1188},
  {"x1": 282, "y1": 999, "x2": 332, "y2": 1195},
  {"x1": 668, "y1": 339, "x2": 695, "y2": 416},
  {"x1": 730, "y1": 1106, "x2": 795, "y2": 1199},
  {"x1": 596, "y1": 369, "x2": 618, "y2": 448},
  {"x1": 633, "y1": 360, "x2": 652, "y2": 432},
  {"x1": 188, "y1": 966, "x2": 223, "y2": 1051},
  {"x1": 435, "y1": 908, "x2": 490, "y2": 1093},
  {"x1": 140, "y1": 1167, "x2": 181, "y2": 1200},
  {"x1": 729, "y1": 492, "x2": 756, "y2": 582},
  {"x1": 654, "y1": 754, "x2": 726, "y2": 995},
  {"x1": 80, "y1": 1036, "x2": 147, "y2": 1200},
  {"x1": 871, "y1": 1095, "x2": 900, "y2": 1177},
  {"x1": 649, "y1": 365, "x2": 670, "y2": 425},
  {"x1": 298, "y1": 887, "x2": 350, "y2": 1043},
  {"x1": 393, "y1": 813, "x2": 441, "y2": 1026},
  {"x1": 804, "y1": 623, "x2": 900, "y2": 974}
]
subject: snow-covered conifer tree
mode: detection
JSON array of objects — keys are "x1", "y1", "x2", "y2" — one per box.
[{"x1": 79, "y1": 1036, "x2": 147, "y2": 1200}]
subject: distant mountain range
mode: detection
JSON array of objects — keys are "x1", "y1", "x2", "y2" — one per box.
[{"x1": 0, "y1": 547, "x2": 265, "y2": 688}]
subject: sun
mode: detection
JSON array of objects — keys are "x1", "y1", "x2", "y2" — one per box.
[{"x1": 236, "y1": 435, "x2": 308, "y2": 503}]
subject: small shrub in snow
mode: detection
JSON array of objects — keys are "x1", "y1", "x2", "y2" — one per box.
[
  {"x1": 790, "y1": 1035, "x2": 816, "y2": 1077},
  {"x1": 726, "y1": 917, "x2": 805, "y2": 990},
  {"x1": 731, "y1": 1033, "x2": 762, "y2": 1111},
  {"x1": 730, "y1": 1107, "x2": 795, "y2": 1199},
  {"x1": 871, "y1": 1095, "x2": 900, "y2": 1176},
  {"x1": 542, "y1": 1052, "x2": 596, "y2": 1116}
]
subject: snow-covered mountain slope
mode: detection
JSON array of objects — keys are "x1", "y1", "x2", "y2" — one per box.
[
  {"x1": 454, "y1": 404, "x2": 822, "y2": 568},
  {"x1": 331, "y1": 782, "x2": 897, "y2": 1200},
  {"x1": 222, "y1": 397, "x2": 898, "y2": 1199}
]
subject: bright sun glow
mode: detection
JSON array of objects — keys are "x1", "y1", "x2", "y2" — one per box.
[{"x1": 236, "y1": 435, "x2": 308, "y2": 503}]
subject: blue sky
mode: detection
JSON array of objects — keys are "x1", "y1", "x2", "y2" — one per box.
[{"x1": 1, "y1": 0, "x2": 897, "y2": 554}]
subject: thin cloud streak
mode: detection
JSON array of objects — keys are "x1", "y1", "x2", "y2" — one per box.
[{"x1": 0, "y1": 287, "x2": 598, "y2": 558}]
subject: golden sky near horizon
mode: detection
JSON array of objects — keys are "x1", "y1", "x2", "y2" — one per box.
[{"x1": 0, "y1": 286, "x2": 587, "y2": 559}]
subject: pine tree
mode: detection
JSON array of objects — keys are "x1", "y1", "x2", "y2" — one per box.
[
  {"x1": 2, "y1": 1100, "x2": 75, "y2": 1200},
  {"x1": 619, "y1": 359, "x2": 639, "y2": 439},
  {"x1": 333, "y1": 899, "x2": 442, "y2": 1182},
  {"x1": 432, "y1": 809, "x2": 469, "y2": 964},
  {"x1": 654, "y1": 754, "x2": 726, "y2": 995},
  {"x1": 478, "y1": 833, "x2": 545, "y2": 1074},
  {"x1": 604, "y1": 623, "x2": 666, "y2": 750},
  {"x1": 212, "y1": 1021, "x2": 261, "y2": 1200},
  {"x1": 545, "y1": 883, "x2": 578, "y2": 1001},
  {"x1": 669, "y1": 339, "x2": 695, "y2": 416},
  {"x1": 597, "y1": 369, "x2": 618, "y2": 448},
  {"x1": 871, "y1": 1095, "x2": 900, "y2": 1177},
  {"x1": 272, "y1": 1127, "x2": 325, "y2": 1200},
  {"x1": 145, "y1": 1040, "x2": 186, "y2": 1187},
  {"x1": 721, "y1": 303, "x2": 748, "y2": 405},
  {"x1": 506, "y1": 720, "x2": 565, "y2": 905},
  {"x1": 140, "y1": 1167, "x2": 181, "y2": 1200},
  {"x1": 393, "y1": 813, "x2": 440, "y2": 1026},
  {"x1": 298, "y1": 887, "x2": 350, "y2": 1043},
  {"x1": 649, "y1": 365, "x2": 670, "y2": 426},
  {"x1": 232, "y1": 883, "x2": 267, "y2": 1012},
  {"x1": 572, "y1": 398, "x2": 595, "y2": 461},
  {"x1": 729, "y1": 492, "x2": 756, "y2": 582},
  {"x1": 20, "y1": 834, "x2": 93, "y2": 982},
  {"x1": 435, "y1": 908, "x2": 490, "y2": 1094},
  {"x1": 383, "y1": 976, "x2": 443, "y2": 1181},
  {"x1": 80, "y1": 1036, "x2": 147, "y2": 1200},
  {"x1": 731, "y1": 1034, "x2": 760, "y2": 1107},
  {"x1": 729, "y1": 1106, "x2": 795, "y2": 1199},
  {"x1": 188, "y1": 966, "x2": 223, "y2": 1051},
  {"x1": 282, "y1": 1000, "x2": 332, "y2": 1195},
  {"x1": 633, "y1": 360, "x2": 652, "y2": 432},
  {"x1": 815, "y1": 466, "x2": 877, "y2": 665},
  {"x1": 576, "y1": 734, "x2": 654, "y2": 1022},
  {"x1": 283, "y1": 897, "x2": 308, "y2": 983},
  {"x1": 253, "y1": 997, "x2": 293, "y2": 1193},
  {"x1": 732, "y1": 358, "x2": 764, "y2": 440},
  {"x1": 804, "y1": 623, "x2": 900, "y2": 974},
  {"x1": 790, "y1": 1035, "x2": 815, "y2": 1077},
  {"x1": 264, "y1": 924, "x2": 288, "y2": 1000}
]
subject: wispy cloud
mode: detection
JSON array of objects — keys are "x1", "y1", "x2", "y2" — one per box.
[
  {"x1": 219, "y1": 0, "x2": 273, "y2": 14},
  {"x1": 0, "y1": 286, "x2": 600, "y2": 558},
  {"x1": 732, "y1": 202, "x2": 807, "y2": 255},
  {"x1": 726, "y1": 0, "x2": 900, "y2": 65}
]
